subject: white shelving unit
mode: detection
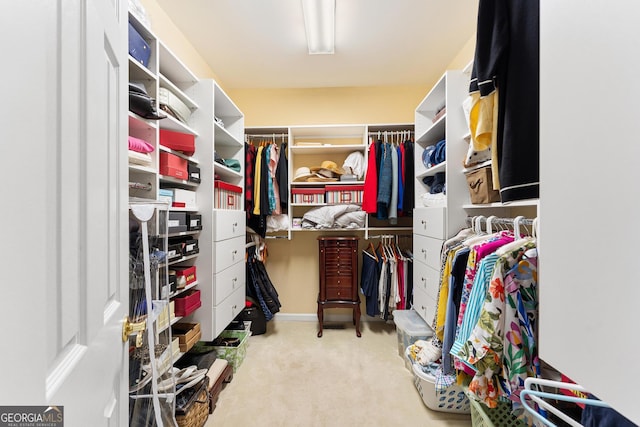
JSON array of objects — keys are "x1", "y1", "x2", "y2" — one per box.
[
  {"x1": 188, "y1": 79, "x2": 246, "y2": 341},
  {"x1": 127, "y1": 9, "x2": 246, "y2": 366},
  {"x1": 412, "y1": 70, "x2": 469, "y2": 325},
  {"x1": 246, "y1": 123, "x2": 415, "y2": 240}
]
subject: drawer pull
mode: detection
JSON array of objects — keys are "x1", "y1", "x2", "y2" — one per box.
[
  {"x1": 421, "y1": 277, "x2": 426, "y2": 282},
  {"x1": 232, "y1": 277, "x2": 238, "y2": 287},
  {"x1": 421, "y1": 249, "x2": 426, "y2": 253},
  {"x1": 421, "y1": 220, "x2": 426, "y2": 225}
]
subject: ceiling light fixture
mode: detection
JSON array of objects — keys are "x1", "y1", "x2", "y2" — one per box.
[{"x1": 301, "y1": 0, "x2": 335, "y2": 55}]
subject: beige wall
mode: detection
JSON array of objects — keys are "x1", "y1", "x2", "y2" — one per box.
[
  {"x1": 138, "y1": 0, "x2": 475, "y2": 317},
  {"x1": 139, "y1": 0, "x2": 219, "y2": 81}
]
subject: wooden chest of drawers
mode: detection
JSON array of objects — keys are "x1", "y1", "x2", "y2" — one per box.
[{"x1": 317, "y1": 236, "x2": 361, "y2": 337}]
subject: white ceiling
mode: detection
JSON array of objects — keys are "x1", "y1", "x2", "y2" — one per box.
[{"x1": 155, "y1": 0, "x2": 479, "y2": 90}]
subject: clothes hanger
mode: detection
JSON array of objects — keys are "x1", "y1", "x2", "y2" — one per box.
[
  {"x1": 496, "y1": 216, "x2": 536, "y2": 256},
  {"x1": 520, "y1": 377, "x2": 612, "y2": 427},
  {"x1": 365, "y1": 240, "x2": 379, "y2": 262}
]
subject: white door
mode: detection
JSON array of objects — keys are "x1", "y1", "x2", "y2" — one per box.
[
  {"x1": 0, "y1": 0, "x2": 129, "y2": 426},
  {"x1": 539, "y1": 1, "x2": 640, "y2": 424}
]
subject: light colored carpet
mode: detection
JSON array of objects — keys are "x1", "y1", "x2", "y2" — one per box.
[{"x1": 204, "y1": 320, "x2": 472, "y2": 427}]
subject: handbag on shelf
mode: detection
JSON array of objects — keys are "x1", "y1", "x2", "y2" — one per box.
[
  {"x1": 129, "y1": 82, "x2": 166, "y2": 120},
  {"x1": 464, "y1": 165, "x2": 500, "y2": 204}
]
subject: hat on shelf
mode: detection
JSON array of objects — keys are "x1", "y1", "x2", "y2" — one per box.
[
  {"x1": 307, "y1": 174, "x2": 338, "y2": 182},
  {"x1": 293, "y1": 166, "x2": 315, "y2": 182},
  {"x1": 342, "y1": 151, "x2": 365, "y2": 179},
  {"x1": 310, "y1": 160, "x2": 344, "y2": 178}
]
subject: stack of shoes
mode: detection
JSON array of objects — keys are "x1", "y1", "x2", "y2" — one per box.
[{"x1": 206, "y1": 358, "x2": 234, "y2": 413}]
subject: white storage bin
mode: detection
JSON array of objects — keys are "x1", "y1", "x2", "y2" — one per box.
[
  {"x1": 393, "y1": 309, "x2": 433, "y2": 359},
  {"x1": 411, "y1": 362, "x2": 471, "y2": 414}
]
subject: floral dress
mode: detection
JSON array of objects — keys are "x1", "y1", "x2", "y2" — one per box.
[{"x1": 457, "y1": 241, "x2": 538, "y2": 408}]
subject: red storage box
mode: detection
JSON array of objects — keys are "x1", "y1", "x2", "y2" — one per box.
[
  {"x1": 325, "y1": 185, "x2": 364, "y2": 204},
  {"x1": 160, "y1": 152, "x2": 188, "y2": 180},
  {"x1": 159, "y1": 129, "x2": 195, "y2": 156},
  {"x1": 292, "y1": 187, "x2": 325, "y2": 204},
  {"x1": 174, "y1": 289, "x2": 202, "y2": 317},
  {"x1": 214, "y1": 181, "x2": 242, "y2": 209},
  {"x1": 173, "y1": 265, "x2": 197, "y2": 286}
]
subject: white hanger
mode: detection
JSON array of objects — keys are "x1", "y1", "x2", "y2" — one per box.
[{"x1": 486, "y1": 215, "x2": 497, "y2": 234}]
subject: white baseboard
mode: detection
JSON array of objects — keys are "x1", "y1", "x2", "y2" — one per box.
[{"x1": 273, "y1": 313, "x2": 385, "y2": 322}]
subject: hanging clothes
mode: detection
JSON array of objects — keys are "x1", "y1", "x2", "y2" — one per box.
[
  {"x1": 402, "y1": 139, "x2": 415, "y2": 215},
  {"x1": 377, "y1": 143, "x2": 392, "y2": 220},
  {"x1": 471, "y1": 0, "x2": 540, "y2": 202},
  {"x1": 245, "y1": 142, "x2": 257, "y2": 217},
  {"x1": 362, "y1": 140, "x2": 378, "y2": 213},
  {"x1": 447, "y1": 233, "x2": 539, "y2": 409},
  {"x1": 274, "y1": 141, "x2": 288, "y2": 213},
  {"x1": 246, "y1": 245, "x2": 281, "y2": 320},
  {"x1": 389, "y1": 145, "x2": 398, "y2": 224}
]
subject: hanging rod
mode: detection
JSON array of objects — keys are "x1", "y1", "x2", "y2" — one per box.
[
  {"x1": 265, "y1": 235, "x2": 289, "y2": 239},
  {"x1": 367, "y1": 233, "x2": 413, "y2": 240},
  {"x1": 367, "y1": 130, "x2": 414, "y2": 135},
  {"x1": 466, "y1": 216, "x2": 535, "y2": 226},
  {"x1": 245, "y1": 133, "x2": 289, "y2": 138}
]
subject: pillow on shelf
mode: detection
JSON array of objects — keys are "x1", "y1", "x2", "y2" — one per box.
[{"x1": 128, "y1": 136, "x2": 155, "y2": 153}]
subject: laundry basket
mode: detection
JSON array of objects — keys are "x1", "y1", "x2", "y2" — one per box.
[
  {"x1": 469, "y1": 397, "x2": 527, "y2": 427},
  {"x1": 411, "y1": 362, "x2": 471, "y2": 414}
]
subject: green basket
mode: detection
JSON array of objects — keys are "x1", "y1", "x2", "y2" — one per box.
[
  {"x1": 211, "y1": 330, "x2": 250, "y2": 373},
  {"x1": 469, "y1": 398, "x2": 527, "y2": 427}
]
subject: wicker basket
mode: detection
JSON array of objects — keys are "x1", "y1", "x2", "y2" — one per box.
[
  {"x1": 176, "y1": 377, "x2": 210, "y2": 427},
  {"x1": 469, "y1": 398, "x2": 527, "y2": 427}
]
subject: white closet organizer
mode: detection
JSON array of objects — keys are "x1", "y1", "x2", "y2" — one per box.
[
  {"x1": 412, "y1": 70, "x2": 469, "y2": 324},
  {"x1": 127, "y1": 11, "x2": 246, "y2": 345},
  {"x1": 188, "y1": 80, "x2": 246, "y2": 341},
  {"x1": 245, "y1": 123, "x2": 414, "y2": 240}
]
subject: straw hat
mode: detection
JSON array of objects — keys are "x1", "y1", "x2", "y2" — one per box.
[
  {"x1": 310, "y1": 160, "x2": 344, "y2": 177},
  {"x1": 293, "y1": 166, "x2": 315, "y2": 182}
]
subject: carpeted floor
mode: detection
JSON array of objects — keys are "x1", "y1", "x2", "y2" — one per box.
[{"x1": 205, "y1": 319, "x2": 472, "y2": 427}]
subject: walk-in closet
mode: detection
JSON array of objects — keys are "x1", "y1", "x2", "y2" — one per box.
[{"x1": 3, "y1": 1, "x2": 639, "y2": 426}]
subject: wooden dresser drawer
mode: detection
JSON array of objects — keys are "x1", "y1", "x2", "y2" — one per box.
[
  {"x1": 213, "y1": 209, "x2": 246, "y2": 242},
  {"x1": 413, "y1": 234, "x2": 444, "y2": 270},
  {"x1": 413, "y1": 207, "x2": 446, "y2": 239}
]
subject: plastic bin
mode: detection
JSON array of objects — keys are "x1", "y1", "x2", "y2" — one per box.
[
  {"x1": 411, "y1": 362, "x2": 471, "y2": 414},
  {"x1": 211, "y1": 329, "x2": 250, "y2": 373},
  {"x1": 392, "y1": 310, "x2": 433, "y2": 359}
]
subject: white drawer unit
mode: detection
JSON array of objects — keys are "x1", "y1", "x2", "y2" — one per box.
[
  {"x1": 413, "y1": 286, "x2": 437, "y2": 327},
  {"x1": 213, "y1": 261, "x2": 244, "y2": 305},
  {"x1": 213, "y1": 285, "x2": 246, "y2": 338},
  {"x1": 413, "y1": 261, "x2": 441, "y2": 301},
  {"x1": 213, "y1": 209, "x2": 245, "y2": 242},
  {"x1": 413, "y1": 234, "x2": 444, "y2": 270},
  {"x1": 413, "y1": 207, "x2": 446, "y2": 239},
  {"x1": 213, "y1": 235, "x2": 244, "y2": 273}
]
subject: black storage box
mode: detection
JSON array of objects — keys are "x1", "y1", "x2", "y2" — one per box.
[
  {"x1": 168, "y1": 273, "x2": 177, "y2": 294},
  {"x1": 188, "y1": 163, "x2": 201, "y2": 183},
  {"x1": 235, "y1": 302, "x2": 266, "y2": 335},
  {"x1": 168, "y1": 211, "x2": 187, "y2": 234},
  {"x1": 186, "y1": 213, "x2": 202, "y2": 231},
  {"x1": 166, "y1": 244, "x2": 182, "y2": 262},
  {"x1": 181, "y1": 238, "x2": 199, "y2": 256}
]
